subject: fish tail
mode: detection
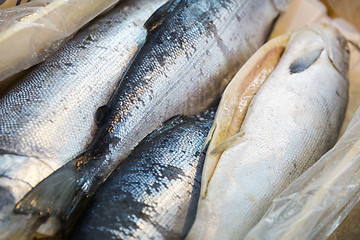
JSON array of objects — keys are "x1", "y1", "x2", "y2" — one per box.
[
  {"x1": 203, "y1": 123, "x2": 216, "y2": 151},
  {"x1": 12, "y1": 162, "x2": 86, "y2": 237}
]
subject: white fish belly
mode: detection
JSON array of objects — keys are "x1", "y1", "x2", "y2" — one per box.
[{"x1": 190, "y1": 30, "x2": 348, "y2": 239}]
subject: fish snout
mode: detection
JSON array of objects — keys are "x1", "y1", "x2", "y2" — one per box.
[{"x1": 309, "y1": 23, "x2": 350, "y2": 78}]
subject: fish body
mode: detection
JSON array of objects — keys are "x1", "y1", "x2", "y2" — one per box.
[
  {"x1": 71, "y1": 110, "x2": 214, "y2": 240},
  {"x1": 187, "y1": 24, "x2": 349, "y2": 239},
  {"x1": 14, "y1": 0, "x2": 284, "y2": 236},
  {"x1": 0, "y1": 0, "x2": 122, "y2": 81},
  {"x1": 0, "y1": 0, "x2": 167, "y2": 236}
]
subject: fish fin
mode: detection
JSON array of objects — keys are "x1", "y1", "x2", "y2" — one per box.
[
  {"x1": 307, "y1": 24, "x2": 349, "y2": 77},
  {"x1": 144, "y1": 0, "x2": 182, "y2": 32},
  {"x1": 200, "y1": 132, "x2": 247, "y2": 198},
  {"x1": 289, "y1": 48, "x2": 323, "y2": 74},
  {"x1": 12, "y1": 162, "x2": 86, "y2": 239},
  {"x1": 14, "y1": 165, "x2": 79, "y2": 218},
  {"x1": 200, "y1": 34, "x2": 290, "y2": 198},
  {"x1": 202, "y1": 123, "x2": 216, "y2": 151},
  {"x1": 210, "y1": 132, "x2": 246, "y2": 156}
]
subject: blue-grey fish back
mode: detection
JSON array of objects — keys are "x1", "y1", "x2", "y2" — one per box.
[{"x1": 71, "y1": 110, "x2": 215, "y2": 240}]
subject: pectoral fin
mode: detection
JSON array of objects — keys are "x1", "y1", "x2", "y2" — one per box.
[
  {"x1": 307, "y1": 23, "x2": 350, "y2": 77},
  {"x1": 210, "y1": 132, "x2": 246, "y2": 155}
]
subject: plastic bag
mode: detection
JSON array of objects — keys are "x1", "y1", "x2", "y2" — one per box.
[
  {"x1": 243, "y1": 0, "x2": 360, "y2": 239},
  {"x1": 244, "y1": 105, "x2": 360, "y2": 240},
  {"x1": 0, "y1": 0, "x2": 31, "y2": 10},
  {"x1": 0, "y1": 0, "x2": 121, "y2": 82},
  {"x1": 320, "y1": 0, "x2": 360, "y2": 32}
]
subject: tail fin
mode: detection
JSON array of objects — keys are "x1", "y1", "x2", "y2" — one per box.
[
  {"x1": 13, "y1": 163, "x2": 87, "y2": 238},
  {"x1": 14, "y1": 166, "x2": 77, "y2": 217}
]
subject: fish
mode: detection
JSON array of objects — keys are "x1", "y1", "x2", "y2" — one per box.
[
  {"x1": 0, "y1": 0, "x2": 121, "y2": 81},
  {"x1": 186, "y1": 23, "x2": 350, "y2": 240},
  {"x1": 12, "y1": 0, "x2": 286, "y2": 238},
  {"x1": 70, "y1": 110, "x2": 214, "y2": 240},
  {"x1": 0, "y1": 0, "x2": 167, "y2": 238}
]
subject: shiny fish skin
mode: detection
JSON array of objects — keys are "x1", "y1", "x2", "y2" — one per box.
[
  {"x1": 71, "y1": 111, "x2": 214, "y2": 240},
  {"x1": 0, "y1": 0, "x2": 166, "y2": 235},
  {"x1": 187, "y1": 25, "x2": 349, "y2": 240},
  {"x1": 14, "y1": 0, "x2": 283, "y2": 236}
]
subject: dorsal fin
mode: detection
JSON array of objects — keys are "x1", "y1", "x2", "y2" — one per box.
[{"x1": 144, "y1": 0, "x2": 183, "y2": 32}]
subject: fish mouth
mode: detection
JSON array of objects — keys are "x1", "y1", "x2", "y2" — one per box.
[{"x1": 200, "y1": 33, "x2": 290, "y2": 198}]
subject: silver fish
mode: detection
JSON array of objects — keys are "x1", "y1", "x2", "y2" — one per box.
[
  {"x1": 187, "y1": 24, "x2": 349, "y2": 240},
  {"x1": 71, "y1": 110, "x2": 214, "y2": 240},
  {"x1": 14, "y1": 0, "x2": 284, "y2": 237},
  {"x1": 0, "y1": 0, "x2": 166, "y2": 237}
]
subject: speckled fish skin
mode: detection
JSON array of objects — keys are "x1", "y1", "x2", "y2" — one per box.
[
  {"x1": 71, "y1": 110, "x2": 214, "y2": 240},
  {"x1": 187, "y1": 25, "x2": 349, "y2": 240},
  {"x1": 0, "y1": 0, "x2": 166, "y2": 234},
  {"x1": 14, "y1": 0, "x2": 284, "y2": 233}
]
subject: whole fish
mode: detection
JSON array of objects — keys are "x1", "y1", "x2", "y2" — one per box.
[
  {"x1": 71, "y1": 110, "x2": 214, "y2": 240},
  {"x1": 187, "y1": 24, "x2": 349, "y2": 240},
  {"x1": 0, "y1": 0, "x2": 167, "y2": 238},
  {"x1": 14, "y1": 0, "x2": 286, "y2": 237}
]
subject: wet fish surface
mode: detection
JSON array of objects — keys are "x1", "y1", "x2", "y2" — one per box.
[
  {"x1": 187, "y1": 24, "x2": 349, "y2": 240},
  {"x1": 14, "y1": 0, "x2": 285, "y2": 237},
  {"x1": 71, "y1": 110, "x2": 214, "y2": 240},
  {"x1": 0, "y1": 0, "x2": 167, "y2": 237}
]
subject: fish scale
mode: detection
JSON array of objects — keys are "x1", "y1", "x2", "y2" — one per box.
[
  {"x1": 71, "y1": 111, "x2": 214, "y2": 240},
  {"x1": 0, "y1": 0, "x2": 168, "y2": 238},
  {"x1": 187, "y1": 25, "x2": 349, "y2": 240},
  {"x1": 13, "y1": 0, "x2": 283, "y2": 237},
  {"x1": 0, "y1": 0, "x2": 166, "y2": 162}
]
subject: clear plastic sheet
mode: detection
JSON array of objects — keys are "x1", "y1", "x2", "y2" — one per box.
[
  {"x1": 0, "y1": 0, "x2": 31, "y2": 10},
  {"x1": 244, "y1": 0, "x2": 360, "y2": 239},
  {"x1": 320, "y1": 0, "x2": 360, "y2": 32},
  {"x1": 0, "y1": 0, "x2": 121, "y2": 82},
  {"x1": 245, "y1": 105, "x2": 360, "y2": 240}
]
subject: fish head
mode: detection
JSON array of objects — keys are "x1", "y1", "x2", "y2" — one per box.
[
  {"x1": 307, "y1": 23, "x2": 350, "y2": 78},
  {"x1": 277, "y1": 23, "x2": 349, "y2": 80}
]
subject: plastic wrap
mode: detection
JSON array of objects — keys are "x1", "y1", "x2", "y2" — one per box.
[
  {"x1": 243, "y1": 0, "x2": 360, "y2": 239},
  {"x1": 0, "y1": 0, "x2": 122, "y2": 82},
  {"x1": 320, "y1": 0, "x2": 360, "y2": 32},
  {"x1": 0, "y1": 0, "x2": 31, "y2": 10},
  {"x1": 245, "y1": 105, "x2": 360, "y2": 240}
]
